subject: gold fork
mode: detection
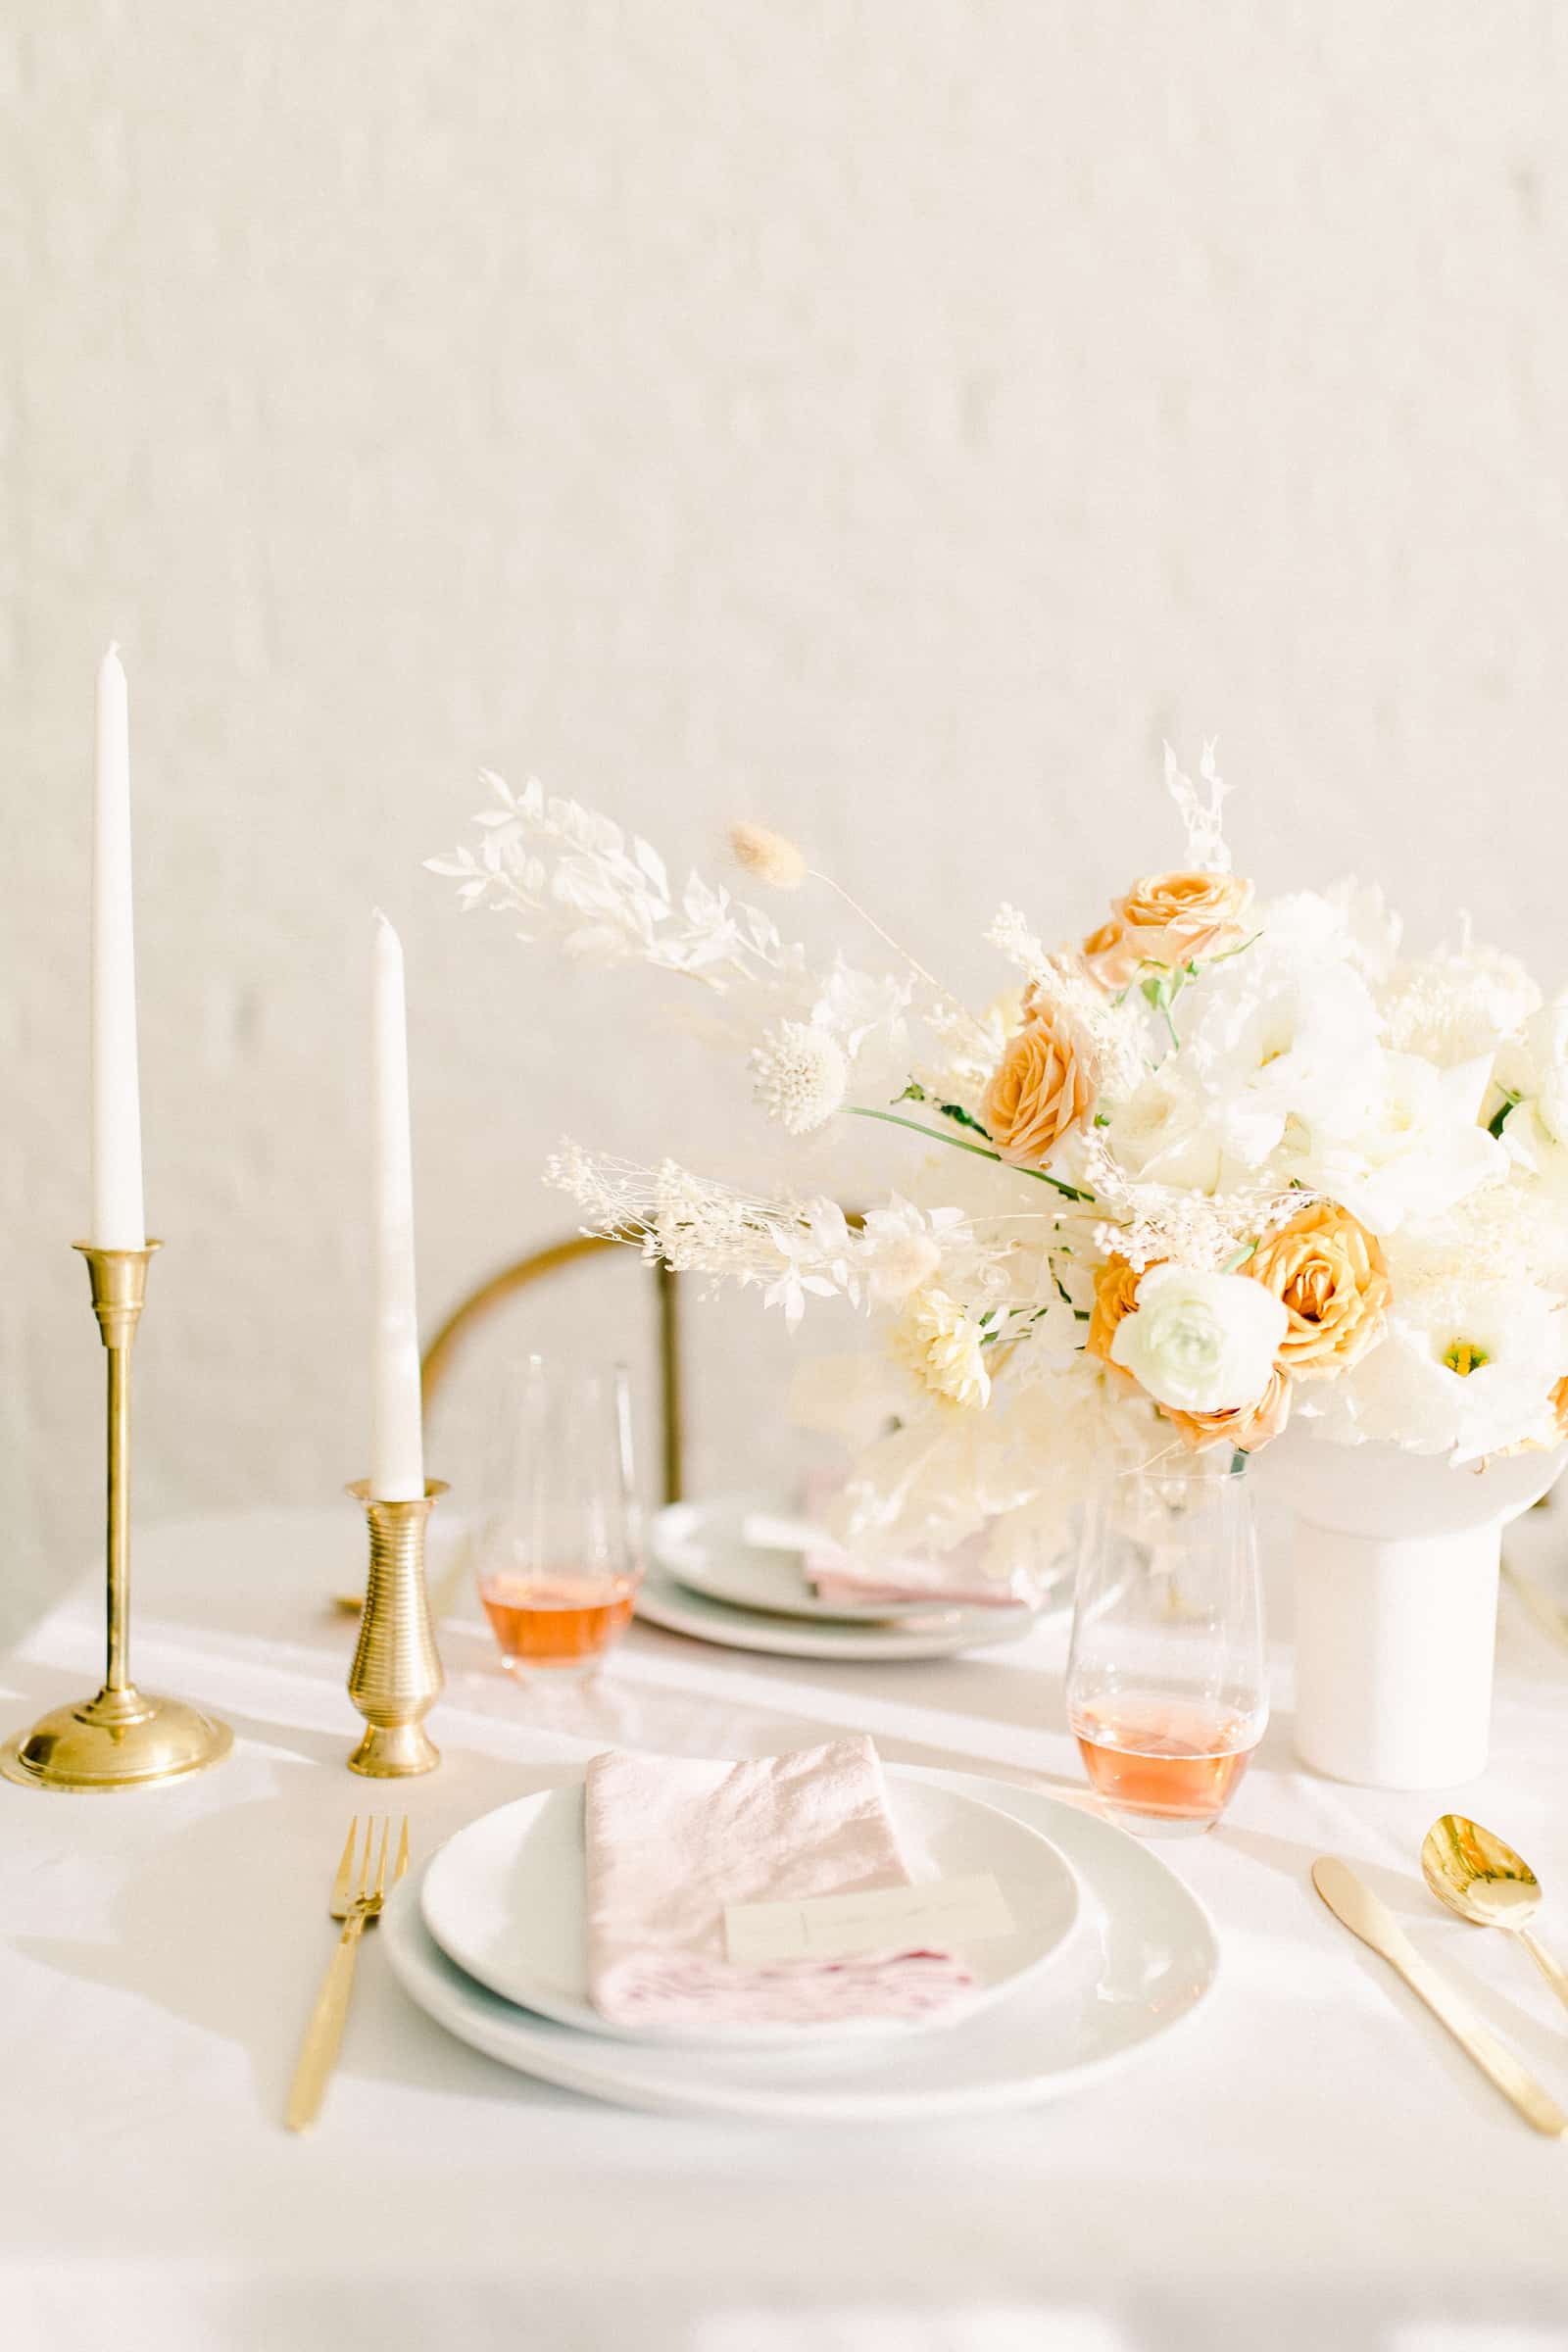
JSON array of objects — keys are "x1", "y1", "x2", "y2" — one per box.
[{"x1": 285, "y1": 1815, "x2": 411, "y2": 2133}]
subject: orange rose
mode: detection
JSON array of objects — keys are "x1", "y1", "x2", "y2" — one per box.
[
  {"x1": 1086, "y1": 1256, "x2": 1144, "y2": 1384},
  {"x1": 1247, "y1": 1200, "x2": 1390, "y2": 1381},
  {"x1": 1164, "y1": 1367, "x2": 1293, "y2": 1455},
  {"x1": 982, "y1": 1011, "x2": 1096, "y2": 1166},
  {"x1": 1091, "y1": 870, "x2": 1253, "y2": 984}
]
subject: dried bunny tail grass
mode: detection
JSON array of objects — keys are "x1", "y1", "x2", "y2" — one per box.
[
  {"x1": 729, "y1": 822, "x2": 808, "y2": 889},
  {"x1": 731, "y1": 817, "x2": 956, "y2": 1007}
]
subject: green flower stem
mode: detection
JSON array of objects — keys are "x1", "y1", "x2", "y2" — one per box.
[{"x1": 842, "y1": 1106, "x2": 1095, "y2": 1202}]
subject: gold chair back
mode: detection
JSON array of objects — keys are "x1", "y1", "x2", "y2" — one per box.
[{"x1": 419, "y1": 1240, "x2": 684, "y2": 1505}]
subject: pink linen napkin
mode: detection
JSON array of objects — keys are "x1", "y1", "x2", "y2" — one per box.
[
  {"x1": 584, "y1": 1736, "x2": 977, "y2": 2030},
  {"x1": 806, "y1": 1527, "x2": 1022, "y2": 1611},
  {"x1": 799, "y1": 1468, "x2": 1022, "y2": 1611}
]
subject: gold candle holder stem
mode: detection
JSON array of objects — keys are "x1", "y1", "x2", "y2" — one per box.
[
  {"x1": 345, "y1": 1479, "x2": 447, "y2": 1777},
  {"x1": 0, "y1": 1243, "x2": 232, "y2": 1791},
  {"x1": 104, "y1": 1332, "x2": 131, "y2": 1694}
]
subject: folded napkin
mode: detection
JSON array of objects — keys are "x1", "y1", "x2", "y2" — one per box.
[
  {"x1": 796, "y1": 1469, "x2": 1023, "y2": 1612},
  {"x1": 584, "y1": 1736, "x2": 977, "y2": 2030},
  {"x1": 805, "y1": 1528, "x2": 1022, "y2": 1612}
]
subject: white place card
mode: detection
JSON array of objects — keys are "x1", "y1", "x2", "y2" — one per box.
[{"x1": 724, "y1": 1873, "x2": 1015, "y2": 1966}]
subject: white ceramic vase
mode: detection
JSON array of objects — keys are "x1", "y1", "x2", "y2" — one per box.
[{"x1": 1260, "y1": 1425, "x2": 1566, "y2": 1790}]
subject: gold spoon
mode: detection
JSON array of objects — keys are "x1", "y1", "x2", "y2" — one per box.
[{"x1": 1421, "y1": 1815, "x2": 1568, "y2": 2018}]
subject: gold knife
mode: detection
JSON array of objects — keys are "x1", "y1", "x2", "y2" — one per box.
[{"x1": 1312, "y1": 1857, "x2": 1568, "y2": 2138}]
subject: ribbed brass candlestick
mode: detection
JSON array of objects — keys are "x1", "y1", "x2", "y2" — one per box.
[
  {"x1": 345, "y1": 1479, "x2": 447, "y2": 1776},
  {"x1": 0, "y1": 1243, "x2": 232, "y2": 1791}
]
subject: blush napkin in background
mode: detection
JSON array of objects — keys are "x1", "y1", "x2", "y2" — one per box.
[
  {"x1": 798, "y1": 1469, "x2": 1022, "y2": 1610},
  {"x1": 583, "y1": 1736, "x2": 977, "y2": 2030},
  {"x1": 806, "y1": 1528, "x2": 1022, "y2": 1611}
]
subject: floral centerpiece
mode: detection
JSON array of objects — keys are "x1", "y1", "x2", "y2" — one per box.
[{"x1": 431, "y1": 750, "x2": 1568, "y2": 1785}]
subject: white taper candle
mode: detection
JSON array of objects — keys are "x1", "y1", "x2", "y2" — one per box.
[
  {"x1": 369, "y1": 909, "x2": 424, "y2": 1499},
  {"x1": 90, "y1": 645, "x2": 146, "y2": 1249}
]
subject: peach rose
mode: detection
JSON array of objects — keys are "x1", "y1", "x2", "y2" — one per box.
[
  {"x1": 982, "y1": 1011, "x2": 1095, "y2": 1166},
  {"x1": 1086, "y1": 1256, "x2": 1144, "y2": 1385},
  {"x1": 1091, "y1": 870, "x2": 1254, "y2": 984},
  {"x1": 1164, "y1": 1367, "x2": 1293, "y2": 1455},
  {"x1": 1081, "y1": 919, "x2": 1130, "y2": 989},
  {"x1": 1246, "y1": 1200, "x2": 1390, "y2": 1381}
]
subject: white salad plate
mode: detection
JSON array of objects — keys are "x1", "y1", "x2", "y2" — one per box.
[
  {"x1": 639, "y1": 1500, "x2": 1039, "y2": 1661},
  {"x1": 653, "y1": 1495, "x2": 956, "y2": 1624},
  {"x1": 418, "y1": 1770, "x2": 1080, "y2": 2048},
  {"x1": 383, "y1": 1768, "x2": 1219, "y2": 2122},
  {"x1": 634, "y1": 1552, "x2": 1039, "y2": 1660}
]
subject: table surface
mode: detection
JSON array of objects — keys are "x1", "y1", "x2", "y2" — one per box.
[{"x1": 4, "y1": 1502, "x2": 1568, "y2": 2352}]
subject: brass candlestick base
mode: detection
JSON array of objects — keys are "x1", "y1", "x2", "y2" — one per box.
[
  {"x1": 345, "y1": 1479, "x2": 447, "y2": 1777},
  {"x1": 1, "y1": 1244, "x2": 232, "y2": 1793},
  {"x1": 0, "y1": 1687, "x2": 233, "y2": 1792}
]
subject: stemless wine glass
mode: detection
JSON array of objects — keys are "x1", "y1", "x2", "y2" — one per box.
[
  {"x1": 1065, "y1": 1458, "x2": 1267, "y2": 1837},
  {"x1": 474, "y1": 1357, "x2": 642, "y2": 1683}
]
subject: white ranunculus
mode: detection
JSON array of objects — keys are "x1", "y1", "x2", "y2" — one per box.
[{"x1": 1110, "y1": 1264, "x2": 1289, "y2": 1414}]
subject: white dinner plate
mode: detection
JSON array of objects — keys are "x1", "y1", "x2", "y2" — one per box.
[
  {"x1": 653, "y1": 1495, "x2": 957, "y2": 1624},
  {"x1": 419, "y1": 1771, "x2": 1080, "y2": 2047},
  {"x1": 383, "y1": 1769, "x2": 1219, "y2": 2122},
  {"x1": 634, "y1": 1552, "x2": 1038, "y2": 1662}
]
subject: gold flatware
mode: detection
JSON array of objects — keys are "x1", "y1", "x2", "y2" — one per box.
[
  {"x1": 1311, "y1": 1857, "x2": 1568, "y2": 2137},
  {"x1": 1422, "y1": 1815, "x2": 1568, "y2": 2019},
  {"x1": 285, "y1": 1815, "x2": 410, "y2": 2134}
]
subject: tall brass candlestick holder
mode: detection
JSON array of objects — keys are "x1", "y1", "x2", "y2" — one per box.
[
  {"x1": 1, "y1": 1243, "x2": 232, "y2": 1791},
  {"x1": 345, "y1": 1479, "x2": 447, "y2": 1776}
]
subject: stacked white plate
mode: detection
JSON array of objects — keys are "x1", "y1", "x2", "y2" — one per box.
[
  {"x1": 638, "y1": 1495, "x2": 1054, "y2": 1662},
  {"x1": 382, "y1": 1765, "x2": 1219, "y2": 2121}
]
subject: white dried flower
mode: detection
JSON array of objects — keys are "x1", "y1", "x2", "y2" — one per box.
[
  {"x1": 749, "y1": 1021, "x2": 849, "y2": 1134},
  {"x1": 1163, "y1": 740, "x2": 1233, "y2": 873},
  {"x1": 428, "y1": 774, "x2": 808, "y2": 995},
  {"x1": 1023, "y1": 954, "x2": 1145, "y2": 1101},
  {"x1": 1092, "y1": 1169, "x2": 1305, "y2": 1276},
  {"x1": 729, "y1": 822, "x2": 808, "y2": 889},
  {"x1": 986, "y1": 904, "x2": 1051, "y2": 983},
  {"x1": 893, "y1": 1288, "x2": 992, "y2": 1411}
]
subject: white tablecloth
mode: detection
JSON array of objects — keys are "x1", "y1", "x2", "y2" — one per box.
[{"x1": 4, "y1": 1504, "x2": 1568, "y2": 2352}]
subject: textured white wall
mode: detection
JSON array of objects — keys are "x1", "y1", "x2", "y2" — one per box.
[{"x1": 5, "y1": 1, "x2": 1568, "y2": 1633}]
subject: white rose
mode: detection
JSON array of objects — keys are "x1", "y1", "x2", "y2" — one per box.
[{"x1": 1110, "y1": 1265, "x2": 1288, "y2": 1414}]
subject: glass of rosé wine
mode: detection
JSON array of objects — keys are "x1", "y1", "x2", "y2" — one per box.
[
  {"x1": 474, "y1": 1358, "x2": 642, "y2": 1684},
  {"x1": 1066, "y1": 1458, "x2": 1267, "y2": 1838}
]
